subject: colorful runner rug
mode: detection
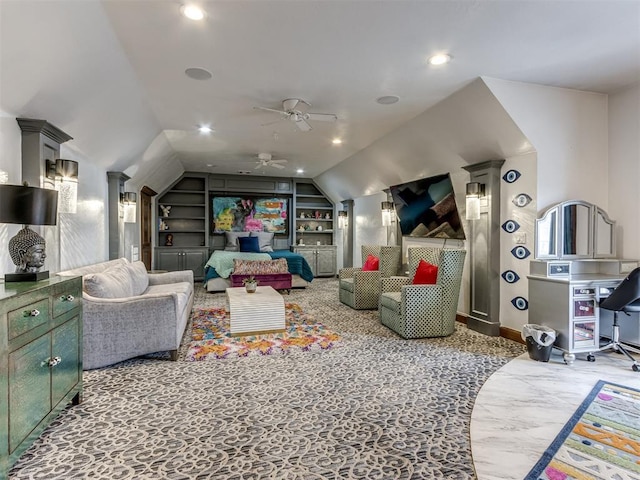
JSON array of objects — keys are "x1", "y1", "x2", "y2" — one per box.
[
  {"x1": 185, "y1": 303, "x2": 340, "y2": 361},
  {"x1": 525, "y1": 380, "x2": 640, "y2": 480}
]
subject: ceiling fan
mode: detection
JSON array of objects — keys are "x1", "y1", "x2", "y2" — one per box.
[
  {"x1": 254, "y1": 98, "x2": 337, "y2": 132},
  {"x1": 255, "y1": 153, "x2": 287, "y2": 169}
]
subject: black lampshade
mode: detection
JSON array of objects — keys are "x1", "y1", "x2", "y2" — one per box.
[{"x1": 0, "y1": 184, "x2": 58, "y2": 225}]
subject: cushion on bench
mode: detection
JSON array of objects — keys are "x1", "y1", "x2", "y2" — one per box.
[{"x1": 233, "y1": 258, "x2": 289, "y2": 275}]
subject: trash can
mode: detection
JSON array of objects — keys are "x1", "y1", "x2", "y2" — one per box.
[{"x1": 521, "y1": 324, "x2": 556, "y2": 362}]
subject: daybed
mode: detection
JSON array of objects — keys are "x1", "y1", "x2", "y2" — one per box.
[
  {"x1": 204, "y1": 250, "x2": 314, "y2": 292},
  {"x1": 57, "y1": 258, "x2": 194, "y2": 370}
]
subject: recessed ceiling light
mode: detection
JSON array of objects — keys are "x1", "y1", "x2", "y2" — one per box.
[
  {"x1": 427, "y1": 54, "x2": 451, "y2": 66},
  {"x1": 296, "y1": 168, "x2": 304, "y2": 174},
  {"x1": 376, "y1": 95, "x2": 400, "y2": 105},
  {"x1": 185, "y1": 67, "x2": 212, "y2": 80},
  {"x1": 332, "y1": 138, "x2": 342, "y2": 145},
  {"x1": 206, "y1": 164, "x2": 213, "y2": 167},
  {"x1": 181, "y1": 4, "x2": 205, "y2": 20},
  {"x1": 198, "y1": 126, "x2": 212, "y2": 134}
]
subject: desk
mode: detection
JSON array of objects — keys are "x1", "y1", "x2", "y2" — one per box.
[{"x1": 528, "y1": 273, "x2": 625, "y2": 364}]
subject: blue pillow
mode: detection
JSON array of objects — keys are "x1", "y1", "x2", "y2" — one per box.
[{"x1": 238, "y1": 236, "x2": 260, "y2": 253}]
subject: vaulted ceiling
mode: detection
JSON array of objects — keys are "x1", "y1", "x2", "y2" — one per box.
[{"x1": 1, "y1": 1, "x2": 638, "y2": 182}]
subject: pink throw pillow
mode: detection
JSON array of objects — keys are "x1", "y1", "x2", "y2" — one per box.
[
  {"x1": 412, "y1": 259, "x2": 438, "y2": 284},
  {"x1": 362, "y1": 254, "x2": 380, "y2": 271}
]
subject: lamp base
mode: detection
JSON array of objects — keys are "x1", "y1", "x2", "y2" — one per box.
[{"x1": 5, "y1": 271, "x2": 50, "y2": 283}]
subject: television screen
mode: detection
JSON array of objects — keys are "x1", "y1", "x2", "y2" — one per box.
[{"x1": 389, "y1": 173, "x2": 466, "y2": 239}]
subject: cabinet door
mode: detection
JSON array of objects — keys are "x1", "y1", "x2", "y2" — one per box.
[
  {"x1": 315, "y1": 248, "x2": 337, "y2": 277},
  {"x1": 295, "y1": 248, "x2": 317, "y2": 277},
  {"x1": 51, "y1": 317, "x2": 81, "y2": 407},
  {"x1": 184, "y1": 249, "x2": 208, "y2": 280},
  {"x1": 8, "y1": 335, "x2": 51, "y2": 453},
  {"x1": 156, "y1": 250, "x2": 183, "y2": 272}
]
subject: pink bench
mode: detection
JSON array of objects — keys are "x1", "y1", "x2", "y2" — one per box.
[{"x1": 230, "y1": 273, "x2": 292, "y2": 293}]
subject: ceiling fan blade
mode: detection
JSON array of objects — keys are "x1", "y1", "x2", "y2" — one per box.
[
  {"x1": 295, "y1": 118, "x2": 312, "y2": 132},
  {"x1": 254, "y1": 106, "x2": 287, "y2": 115},
  {"x1": 306, "y1": 113, "x2": 337, "y2": 122},
  {"x1": 271, "y1": 163, "x2": 286, "y2": 169},
  {"x1": 283, "y1": 98, "x2": 310, "y2": 111},
  {"x1": 271, "y1": 159, "x2": 287, "y2": 164},
  {"x1": 254, "y1": 163, "x2": 264, "y2": 169}
]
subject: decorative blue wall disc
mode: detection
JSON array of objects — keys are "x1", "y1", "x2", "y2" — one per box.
[
  {"x1": 513, "y1": 193, "x2": 532, "y2": 208},
  {"x1": 502, "y1": 220, "x2": 520, "y2": 233},
  {"x1": 511, "y1": 296, "x2": 529, "y2": 310},
  {"x1": 503, "y1": 169, "x2": 521, "y2": 183},
  {"x1": 501, "y1": 270, "x2": 520, "y2": 283},
  {"x1": 511, "y1": 246, "x2": 531, "y2": 259}
]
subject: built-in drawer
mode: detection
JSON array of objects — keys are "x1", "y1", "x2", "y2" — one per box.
[
  {"x1": 573, "y1": 299, "x2": 596, "y2": 318},
  {"x1": 573, "y1": 287, "x2": 595, "y2": 296},
  {"x1": 51, "y1": 280, "x2": 82, "y2": 318},
  {"x1": 7, "y1": 298, "x2": 50, "y2": 341}
]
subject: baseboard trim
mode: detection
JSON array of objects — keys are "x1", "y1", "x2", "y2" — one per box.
[{"x1": 456, "y1": 313, "x2": 524, "y2": 345}]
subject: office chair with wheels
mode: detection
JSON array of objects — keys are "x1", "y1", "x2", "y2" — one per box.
[{"x1": 597, "y1": 267, "x2": 640, "y2": 372}]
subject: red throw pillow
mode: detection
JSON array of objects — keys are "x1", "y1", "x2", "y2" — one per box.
[
  {"x1": 412, "y1": 259, "x2": 438, "y2": 284},
  {"x1": 362, "y1": 254, "x2": 380, "y2": 271}
]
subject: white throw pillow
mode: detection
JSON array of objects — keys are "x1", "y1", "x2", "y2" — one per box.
[
  {"x1": 225, "y1": 231, "x2": 250, "y2": 251},
  {"x1": 83, "y1": 263, "x2": 134, "y2": 298},
  {"x1": 127, "y1": 261, "x2": 150, "y2": 296},
  {"x1": 251, "y1": 231, "x2": 274, "y2": 252}
]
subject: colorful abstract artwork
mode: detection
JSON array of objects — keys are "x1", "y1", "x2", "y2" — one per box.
[{"x1": 213, "y1": 196, "x2": 288, "y2": 233}]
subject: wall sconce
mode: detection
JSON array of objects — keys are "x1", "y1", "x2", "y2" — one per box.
[
  {"x1": 121, "y1": 192, "x2": 137, "y2": 223},
  {"x1": 465, "y1": 182, "x2": 485, "y2": 221},
  {"x1": 338, "y1": 210, "x2": 348, "y2": 230},
  {"x1": 381, "y1": 201, "x2": 395, "y2": 227},
  {"x1": 0, "y1": 183, "x2": 58, "y2": 282},
  {"x1": 46, "y1": 159, "x2": 78, "y2": 214}
]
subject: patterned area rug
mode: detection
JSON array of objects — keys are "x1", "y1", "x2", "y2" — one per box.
[
  {"x1": 9, "y1": 278, "x2": 525, "y2": 479},
  {"x1": 186, "y1": 303, "x2": 340, "y2": 360},
  {"x1": 525, "y1": 380, "x2": 640, "y2": 479}
]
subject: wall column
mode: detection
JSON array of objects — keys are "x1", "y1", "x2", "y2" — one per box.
[
  {"x1": 342, "y1": 199, "x2": 354, "y2": 268},
  {"x1": 462, "y1": 159, "x2": 505, "y2": 336},
  {"x1": 107, "y1": 172, "x2": 130, "y2": 260}
]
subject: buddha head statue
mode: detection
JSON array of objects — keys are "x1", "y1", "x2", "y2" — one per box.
[{"x1": 8, "y1": 226, "x2": 47, "y2": 273}]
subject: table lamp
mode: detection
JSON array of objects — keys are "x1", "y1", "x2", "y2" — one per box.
[{"x1": 0, "y1": 183, "x2": 58, "y2": 282}]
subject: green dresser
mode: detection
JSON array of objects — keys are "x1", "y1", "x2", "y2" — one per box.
[{"x1": 0, "y1": 276, "x2": 83, "y2": 478}]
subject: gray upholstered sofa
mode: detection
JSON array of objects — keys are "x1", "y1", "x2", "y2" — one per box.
[{"x1": 57, "y1": 258, "x2": 194, "y2": 370}]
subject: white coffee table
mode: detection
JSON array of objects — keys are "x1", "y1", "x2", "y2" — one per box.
[{"x1": 225, "y1": 286, "x2": 285, "y2": 336}]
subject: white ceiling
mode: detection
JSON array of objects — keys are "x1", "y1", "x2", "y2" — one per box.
[{"x1": 1, "y1": 0, "x2": 639, "y2": 180}]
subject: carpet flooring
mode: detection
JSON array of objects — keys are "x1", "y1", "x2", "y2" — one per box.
[{"x1": 8, "y1": 278, "x2": 525, "y2": 480}]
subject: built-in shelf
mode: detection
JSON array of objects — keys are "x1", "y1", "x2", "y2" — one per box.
[
  {"x1": 155, "y1": 174, "x2": 209, "y2": 279},
  {"x1": 293, "y1": 180, "x2": 335, "y2": 249}
]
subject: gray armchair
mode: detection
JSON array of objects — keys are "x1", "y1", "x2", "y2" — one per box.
[
  {"x1": 379, "y1": 247, "x2": 466, "y2": 338},
  {"x1": 339, "y1": 245, "x2": 402, "y2": 310}
]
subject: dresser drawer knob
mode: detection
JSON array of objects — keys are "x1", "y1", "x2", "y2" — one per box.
[
  {"x1": 45, "y1": 356, "x2": 62, "y2": 367},
  {"x1": 61, "y1": 295, "x2": 75, "y2": 302},
  {"x1": 27, "y1": 309, "x2": 40, "y2": 317}
]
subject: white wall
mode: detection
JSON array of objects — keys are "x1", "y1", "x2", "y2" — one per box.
[
  {"x1": 0, "y1": 110, "x2": 109, "y2": 274},
  {"x1": 498, "y1": 152, "x2": 537, "y2": 331},
  {"x1": 608, "y1": 83, "x2": 640, "y2": 260},
  {"x1": 484, "y1": 78, "x2": 609, "y2": 212}
]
